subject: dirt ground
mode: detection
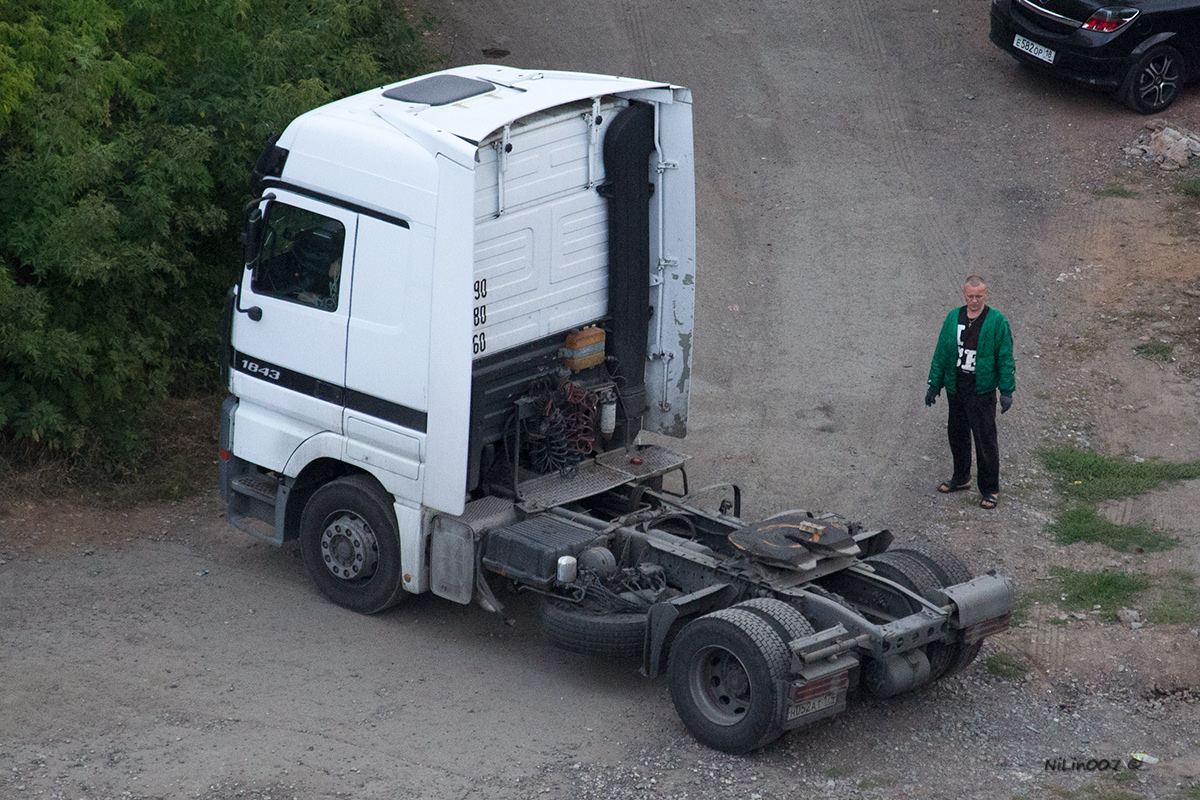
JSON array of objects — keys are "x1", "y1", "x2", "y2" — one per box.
[{"x1": 4, "y1": 1, "x2": 1200, "y2": 798}]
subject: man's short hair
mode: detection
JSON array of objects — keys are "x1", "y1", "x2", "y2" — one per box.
[{"x1": 964, "y1": 275, "x2": 986, "y2": 288}]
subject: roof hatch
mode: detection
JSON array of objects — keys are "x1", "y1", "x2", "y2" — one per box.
[{"x1": 382, "y1": 75, "x2": 495, "y2": 106}]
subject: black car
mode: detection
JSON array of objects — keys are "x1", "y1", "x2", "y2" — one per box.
[{"x1": 990, "y1": 0, "x2": 1200, "y2": 113}]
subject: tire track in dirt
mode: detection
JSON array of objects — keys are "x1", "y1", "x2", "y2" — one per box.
[
  {"x1": 1029, "y1": 597, "x2": 1069, "y2": 674},
  {"x1": 773, "y1": 0, "x2": 978, "y2": 515},
  {"x1": 620, "y1": 1, "x2": 656, "y2": 81},
  {"x1": 847, "y1": 0, "x2": 886, "y2": 58},
  {"x1": 1099, "y1": 481, "x2": 1200, "y2": 591},
  {"x1": 847, "y1": 0, "x2": 968, "y2": 287}
]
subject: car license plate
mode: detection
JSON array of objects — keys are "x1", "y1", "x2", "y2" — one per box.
[
  {"x1": 1013, "y1": 34, "x2": 1055, "y2": 64},
  {"x1": 786, "y1": 693, "x2": 837, "y2": 721}
]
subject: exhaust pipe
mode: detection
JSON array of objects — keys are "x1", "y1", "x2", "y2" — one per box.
[{"x1": 602, "y1": 101, "x2": 656, "y2": 444}]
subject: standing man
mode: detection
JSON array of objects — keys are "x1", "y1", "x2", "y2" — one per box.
[{"x1": 925, "y1": 275, "x2": 1015, "y2": 509}]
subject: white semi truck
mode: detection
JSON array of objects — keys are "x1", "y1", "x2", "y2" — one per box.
[{"x1": 219, "y1": 65, "x2": 1014, "y2": 754}]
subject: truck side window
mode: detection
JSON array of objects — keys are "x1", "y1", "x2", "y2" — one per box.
[{"x1": 252, "y1": 202, "x2": 345, "y2": 311}]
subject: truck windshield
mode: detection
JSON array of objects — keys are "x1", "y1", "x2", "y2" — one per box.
[{"x1": 251, "y1": 202, "x2": 345, "y2": 312}]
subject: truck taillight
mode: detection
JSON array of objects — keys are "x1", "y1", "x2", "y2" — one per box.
[
  {"x1": 789, "y1": 669, "x2": 849, "y2": 702},
  {"x1": 219, "y1": 448, "x2": 232, "y2": 461},
  {"x1": 1081, "y1": 7, "x2": 1138, "y2": 32}
]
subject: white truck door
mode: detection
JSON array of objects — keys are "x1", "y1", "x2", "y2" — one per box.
[
  {"x1": 231, "y1": 191, "x2": 357, "y2": 436},
  {"x1": 342, "y1": 215, "x2": 430, "y2": 503}
]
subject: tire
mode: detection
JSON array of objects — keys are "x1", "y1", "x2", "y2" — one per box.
[
  {"x1": 668, "y1": 608, "x2": 792, "y2": 754},
  {"x1": 299, "y1": 475, "x2": 406, "y2": 614},
  {"x1": 891, "y1": 541, "x2": 972, "y2": 587},
  {"x1": 1120, "y1": 45, "x2": 1184, "y2": 114},
  {"x1": 933, "y1": 637, "x2": 983, "y2": 679},
  {"x1": 734, "y1": 598, "x2": 816, "y2": 643},
  {"x1": 865, "y1": 551, "x2": 942, "y2": 603},
  {"x1": 896, "y1": 542, "x2": 981, "y2": 677},
  {"x1": 540, "y1": 599, "x2": 648, "y2": 659},
  {"x1": 872, "y1": 549, "x2": 980, "y2": 679}
]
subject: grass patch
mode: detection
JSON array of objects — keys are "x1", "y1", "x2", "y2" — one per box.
[
  {"x1": 1149, "y1": 571, "x2": 1200, "y2": 625},
  {"x1": 825, "y1": 765, "x2": 856, "y2": 779},
  {"x1": 1051, "y1": 567, "x2": 1149, "y2": 619},
  {"x1": 985, "y1": 652, "x2": 1027, "y2": 680},
  {"x1": 1068, "y1": 329, "x2": 1108, "y2": 360},
  {"x1": 1047, "y1": 506, "x2": 1176, "y2": 553},
  {"x1": 1012, "y1": 591, "x2": 1039, "y2": 624},
  {"x1": 1179, "y1": 175, "x2": 1200, "y2": 199},
  {"x1": 1094, "y1": 185, "x2": 1139, "y2": 198},
  {"x1": 1028, "y1": 569, "x2": 1198, "y2": 626},
  {"x1": 1134, "y1": 341, "x2": 1174, "y2": 361},
  {"x1": 1111, "y1": 765, "x2": 1138, "y2": 783},
  {"x1": 1038, "y1": 446, "x2": 1200, "y2": 504}
]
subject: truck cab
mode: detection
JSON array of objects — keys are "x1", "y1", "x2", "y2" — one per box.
[{"x1": 222, "y1": 65, "x2": 694, "y2": 595}]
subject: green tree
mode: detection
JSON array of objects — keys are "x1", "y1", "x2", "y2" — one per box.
[{"x1": 0, "y1": 0, "x2": 433, "y2": 468}]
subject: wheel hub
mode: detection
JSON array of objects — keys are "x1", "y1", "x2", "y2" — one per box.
[
  {"x1": 319, "y1": 512, "x2": 379, "y2": 581},
  {"x1": 688, "y1": 645, "x2": 752, "y2": 726},
  {"x1": 1138, "y1": 55, "x2": 1178, "y2": 108}
]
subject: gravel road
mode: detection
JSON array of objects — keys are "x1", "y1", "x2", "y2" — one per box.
[{"x1": 3, "y1": 1, "x2": 1200, "y2": 798}]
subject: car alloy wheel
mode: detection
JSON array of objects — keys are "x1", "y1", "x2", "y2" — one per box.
[{"x1": 1122, "y1": 45, "x2": 1183, "y2": 114}]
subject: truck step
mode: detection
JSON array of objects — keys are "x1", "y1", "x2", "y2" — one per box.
[
  {"x1": 230, "y1": 474, "x2": 278, "y2": 505},
  {"x1": 517, "y1": 444, "x2": 689, "y2": 511}
]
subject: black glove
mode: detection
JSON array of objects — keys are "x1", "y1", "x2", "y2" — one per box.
[
  {"x1": 1000, "y1": 394, "x2": 1012, "y2": 414},
  {"x1": 925, "y1": 387, "x2": 939, "y2": 407}
]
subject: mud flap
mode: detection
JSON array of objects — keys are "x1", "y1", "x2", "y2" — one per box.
[
  {"x1": 642, "y1": 583, "x2": 739, "y2": 678},
  {"x1": 936, "y1": 572, "x2": 1015, "y2": 643}
]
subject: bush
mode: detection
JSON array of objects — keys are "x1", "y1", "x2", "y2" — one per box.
[{"x1": 0, "y1": 0, "x2": 433, "y2": 468}]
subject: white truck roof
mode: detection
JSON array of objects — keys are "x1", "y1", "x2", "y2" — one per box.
[
  {"x1": 282, "y1": 64, "x2": 679, "y2": 154},
  {"x1": 274, "y1": 65, "x2": 687, "y2": 229},
  {"x1": 374, "y1": 65, "x2": 676, "y2": 144}
]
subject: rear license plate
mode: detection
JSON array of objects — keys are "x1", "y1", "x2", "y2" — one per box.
[
  {"x1": 1013, "y1": 34, "x2": 1055, "y2": 64},
  {"x1": 786, "y1": 693, "x2": 837, "y2": 721}
]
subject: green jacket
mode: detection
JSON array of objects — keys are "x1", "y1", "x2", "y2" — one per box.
[{"x1": 927, "y1": 306, "x2": 1015, "y2": 395}]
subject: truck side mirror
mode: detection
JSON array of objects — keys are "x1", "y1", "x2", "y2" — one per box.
[{"x1": 240, "y1": 193, "x2": 275, "y2": 272}]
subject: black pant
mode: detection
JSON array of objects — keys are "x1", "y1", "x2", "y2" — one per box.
[{"x1": 947, "y1": 390, "x2": 999, "y2": 495}]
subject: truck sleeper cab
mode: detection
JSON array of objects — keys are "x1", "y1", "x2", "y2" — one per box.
[{"x1": 219, "y1": 66, "x2": 1013, "y2": 754}]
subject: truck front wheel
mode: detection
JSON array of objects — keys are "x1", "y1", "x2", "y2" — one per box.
[
  {"x1": 299, "y1": 476, "x2": 406, "y2": 614},
  {"x1": 668, "y1": 608, "x2": 791, "y2": 754}
]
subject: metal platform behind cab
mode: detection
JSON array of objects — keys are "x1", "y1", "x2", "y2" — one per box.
[{"x1": 516, "y1": 444, "x2": 689, "y2": 511}]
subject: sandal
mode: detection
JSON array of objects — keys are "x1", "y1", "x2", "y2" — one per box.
[
  {"x1": 980, "y1": 493, "x2": 998, "y2": 509},
  {"x1": 938, "y1": 480, "x2": 971, "y2": 493}
]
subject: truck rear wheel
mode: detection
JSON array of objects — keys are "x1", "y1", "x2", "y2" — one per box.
[
  {"x1": 299, "y1": 475, "x2": 406, "y2": 614},
  {"x1": 668, "y1": 608, "x2": 791, "y2": 754},
  {"x1": 891, "y1": 541, "x2": 972, "y2": 587},
  {"x1": 868, "y1": 548, "x2": 980, "y2": 679},
  {"x1": 896, "y1": 543, "x2": 981, "y2": 678},
  {"x1": 865, "y1": 551, "x2": 942, "y2": 601},
  {"x1": 734, "y1": 597, "x2": 816, "y2": 643}
]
